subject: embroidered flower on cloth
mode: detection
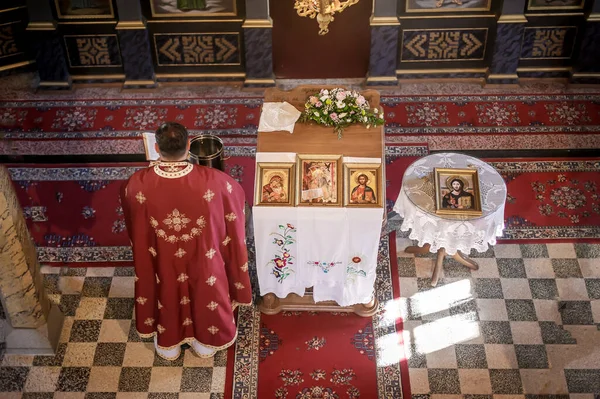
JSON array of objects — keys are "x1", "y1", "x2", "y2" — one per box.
[
  {"x1": 135, "y1": 192, "x2": 146, "y2": 204},
  {"x1": 177, "y1": 273, "x2": 189, "y2": 282},
  {"x1": 207, "y1": 301, "x2": 218, "y2": 311},
  {"x1": 157, "y1": 324, "x2": 166, "y2": 334},
  {"x1": 163, "y1": 209, "x2": 191, "y2": 232},
  {"x1": 234, "y1": 282, "x2": 245, "y2": 290},
  {"x1": 183, "y1": 318, "x2": 193, "y2": 326},
  {"x1": 268, "y1": 224, "x2": 297, "y2": 283},
  {"x1": 180, "y1": 296, "x2": 190, "y2": 305},
  {"x1": 208, "y1": 326, "x2": 219, "y2": 335},
  {"x1": 144, "y1": 318, "x2": 155, "y2": 326},
  {"x1": 175, "y1": 248, "x2": 187, "y2": 258},
  {"x1": 203, "y1": 189, "x2": 215, "y2": 202},
  {"x1": 205, "y1": 248, "x2": 216, "y2": 259},
  {"x1": 308, "y1": 260, "x2": 343, "y2": 273}
]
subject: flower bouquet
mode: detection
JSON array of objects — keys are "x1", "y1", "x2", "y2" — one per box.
[{"x1": 298, "y1": 88, "x2": 385, "y2": 139}]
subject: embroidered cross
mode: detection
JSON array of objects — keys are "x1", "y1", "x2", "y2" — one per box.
[
  {"x1": 177, "y1": 273, "x2": 189, "y2": 282},
  {"x1": 149, "y1": 247, "x2": 157, "y2": 257},
  {"x1": 241, "y1": 262, "x2": 248, "y2": 272},
  {"x1": 183, "y1": 318, "x2": 193, "y2": 326},
  {"x1": 144, "y1": 318, "x2": 154, "y2": 326},
  {"x1": 234, "y1": 282, "x2": 245, "y2": 290},
  {"x1": 157, "y1": 324, "x2": 166, "y2": 334},
  {"x1": 226, "y1": 181, "x2": 232, "y2": 193},
  {"x1": 207, "y1": 301, "x2": 218, "y2": 311},
  {"x1": 136, "y1": 192, "x2": 146, "y2": 204},
  {"x1": 225, "y1": 212, "x2": 237, "y2": 222},
  {"x1": 222, "y1": 236, "x2": 231, "y2": 246},
  {"x1": 158, "y1": 300, "x2": 163, "y2": 309},
  {"x1": 206, "y1": 276, "x2": 217, "y2": 286},
  {"x1": 205, "y1": 248, "x2": 216, "y2": 259},
  {"x1": 203, "y1": 189, "x2": 215, "y2": 202},
  {"x1": 208, "y1": 326, "x2": 219, "y2": 335},
  {"x1": 136, "y1": 297, "x2": 148, "y2": 305},
  {"x1": 180, "y1": 296, "x2": 190, "y2": 305},
  {"x1": 155, "y1": 274, "x2": 160, "y2": 284},
  {"x1": 175, "y1": 248, "x2": 187, "y2": 258}
]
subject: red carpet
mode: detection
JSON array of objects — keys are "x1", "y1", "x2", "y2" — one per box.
[
  {"x1": 7, "y1": 157, "x2": 599, "y2": 265},
  {"x1": 224, "y1": 233, "x2": 410, "y2": 399},
  {"x1": 489, "y1": 158, "x2": 600, "y2": 242},
  {"x1": 2, "y1": 94, "x2": 599, "y2": 156}
]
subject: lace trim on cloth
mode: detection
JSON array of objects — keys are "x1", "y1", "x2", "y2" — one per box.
[
  {"x1": 137, "y1": 328, "x2": 241, "y2": 360},
  {"x1": 153, "y1": 161, "x2": 194, "y2": 179}
]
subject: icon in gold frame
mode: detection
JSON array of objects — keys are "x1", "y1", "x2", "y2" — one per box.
[
  {"x1": 296, "y1": 154, "x2": 342, "y2": 206},
  {"x1": 255, "y1": 163, "x2": 295, "y2": 206},
  {"x1": 343, "y1": 163, "x2": 383, "y2": 208},
  {"x1": 434, "y1": 167, "x2": 483, "y2": 216}
]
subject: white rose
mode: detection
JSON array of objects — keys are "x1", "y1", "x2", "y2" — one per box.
[
  {"x1": 339, "y1": 113, "x2": 347, "y2": 118},
  {"x1": 314, "y1": 111, "x2": 320, "y2": 116}
]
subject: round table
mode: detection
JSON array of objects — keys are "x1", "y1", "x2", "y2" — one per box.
[{"x1": 393, "y1": 152, "x2": 507, "y2": 286}]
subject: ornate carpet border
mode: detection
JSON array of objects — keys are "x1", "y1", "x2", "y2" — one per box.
[
  {"x1": 501, "y1": 226, "x2": 600, "y2": 241},
  {"x1": 229, "y1": 235, "x2": 403, "y2": 399},
  {"x1": 489, "y1": 159, "x2": 600, "y2": 172},
  {"x1": 386, "y1": 126, "x2": 600, "y2": 135},
  {"x1": 381, "y1": 94, "x2": 600, "y2": 103}
]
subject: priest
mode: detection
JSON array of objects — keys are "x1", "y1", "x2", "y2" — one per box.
[{"x1": 120, "y1": 122, "x2": 252, "y2": 360}]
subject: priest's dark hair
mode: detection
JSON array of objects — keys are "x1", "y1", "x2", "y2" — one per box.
[{"x1": 156, "y1": 122, "x2": 189, "y2": 158}]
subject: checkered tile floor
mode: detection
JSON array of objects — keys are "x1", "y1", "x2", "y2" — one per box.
[
  {"x1": 0, "y1": 266, "x2": 226, "y2": 399},
  {"x1": 1, "y1": 240, "x2": 599, "y2": 398},
  {"x1": 395, "y1": 237, "x2": 600, "y2": 397}
]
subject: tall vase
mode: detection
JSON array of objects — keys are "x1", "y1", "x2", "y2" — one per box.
[{"x1": 177, "y1": 0, "x2": 207, "y2": 10}]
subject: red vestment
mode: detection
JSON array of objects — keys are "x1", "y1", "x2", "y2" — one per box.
[{"x1": 120, "y1": 161, "x2": 252, "y2": 356}]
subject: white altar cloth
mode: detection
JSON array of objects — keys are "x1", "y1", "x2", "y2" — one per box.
[{"x1": 253, "y1": 152, "x2": 384, "y2": 306}]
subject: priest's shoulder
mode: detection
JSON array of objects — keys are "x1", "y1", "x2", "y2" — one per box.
[{"x1": 195, "y1": 165, "x2": 243, "y2": 190}]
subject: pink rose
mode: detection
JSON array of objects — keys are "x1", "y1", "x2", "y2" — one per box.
[
  {"x1": 356, "y1": 96, "x2": 366, "y2": 105},
  {"x1": 335, "y1": 91, "x2": 346, "y2": 101}
]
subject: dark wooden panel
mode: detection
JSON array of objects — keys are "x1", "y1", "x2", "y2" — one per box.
[{"x1": 270, "y1": 0, "x2": 372, "y2": 79}]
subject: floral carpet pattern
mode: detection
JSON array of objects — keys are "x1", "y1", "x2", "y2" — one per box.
[
  {"x1": 1, "y1": 94, "x2": 599, "y2": 155},
  {"x1": 226, "y1": 235, "x2": 406, "y2": 399}
]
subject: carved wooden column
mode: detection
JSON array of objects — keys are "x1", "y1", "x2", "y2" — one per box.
[
  {"x1": 0, "y1": 166, "x2": 64, "y2": 355},
  {"x1": 242, "y1": 0, "x2": 275, "y2": 87},
  {"x1": 366, "y1": 0, "x2": 399, "y2": 86},
  {"x1": 114, "y1": 0, "x2": 157, "y2": 89},
  {"x1": 25, "y1": 0, "x2": 71, "y2": 90},
  {"x1": 486, "y1": 0, "x2": 528, "y2": 85},
  {"x1": 572, "y1": 2, "x2": 600, "y2": 84}
]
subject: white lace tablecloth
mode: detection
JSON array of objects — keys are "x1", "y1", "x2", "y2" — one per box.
[{"x1": 393, "y1": 153, "x2": 507, "y2": 255}]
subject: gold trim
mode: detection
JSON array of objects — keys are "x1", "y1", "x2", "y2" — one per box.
[
  {"x1": 137, "y1": 328, "x2": 240, "y2": 360},
  {"x1": 58, "y1": 20, "x2": 117, "y2": 24},
  {"x1": 369, "y1": 16, "x2": 400, "y2": 26},
  {"x1": 115, "y1": 21, "x2": 146, "y2": 30},
  {"x1": 487, "y1": 73, "x2": 519, "y2": 79},
  {"x1": 498, "y1": 14, "x2": 527, "y2": 23},
  {"x1": 153, "y1": 32, "x2": 242, "y2": 67},
  {"x1": 520, "y1": 26, "x2": 577, "y2": 60},
  {"x1": 295, "y1": 154, "x2": 343, "y2": 207},
  {"x1": 124, "y1": 80, "x2": 157, "y2": 86},
  {"x1": 527, "y1": 0, "x2": 585, "y2": 11},
  {"x1": 366, "y1": 76, "x2": 398, "y2": 82},
  {"x1": 156, "y1": 72, "x2": 245, "y2": 78},
  {"x1": 71, "y1": 74, "x2": 126, "y2": 80},
  {"x1": 54, "y1": 0, "x2": 115, "y2": 19},
  {"x1": 63, "y1": 34, "x2": 123, "y2": 68},
  {"x1": 524, "y1": 12, "x2": 583, "y2": 17},
  {"x1": 26, "y1": 21, "x2": 57, "y2": 31},
  {"x1": 517, "y1": 66, "x2": 572, "y2": 72},
  {"x1": 148, "y1": 19, "x2": 243, "y2": 23},
  {"x1": 244, "y1": 78, "x2": 276, "y2": 84},
  {"x1": 572, "y1": 72, "x2": 600, "y2": 78},
  {"x1": 399, "y1": 14, "x2": 495, "y2": 19},
  {"x1": 150, "y1": 0, "x2": 237, "y2": 18},
  {"x1": 400, "y1": 27, "x2": 488, "y2": 63},
  {"x1": 0, "y1": 60, "x2": 34, "y2": 72},
  {"x1": 588, "y1": 13, "x2": 600, "y2": 22},
  {"x1": 397, "y1": 68, "x2": 488, "y2": 74},
  {"x1": 406, "y1": 0, "x2": 491, "y2": 13},
  {"x1": 434, "y1": 168, "x2": 483, "y2": 217},
  {"x1": 0, "y1": 6, "x2": 27, "y2": 14},
  {"x1": 241, "y1": 18, "x2": 273, "y2": 28},
  {"x1": 254, "y1": 162, "x2": 295, "y2": 207},
  {"x1": 38, "y1": 81, "x2": 70, "y2": 87},
  {"x1": 343, "y1": 163, "x2": 383, "y2": 208}
]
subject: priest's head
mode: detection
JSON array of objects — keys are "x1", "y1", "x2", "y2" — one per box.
[{"x1": 155, "y1": 122, "x2": 191, "y2": 161}]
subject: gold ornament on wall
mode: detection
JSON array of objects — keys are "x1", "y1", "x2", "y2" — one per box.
[{"x1": 294, "y1": 0, "x2": 359, "y2": 35}]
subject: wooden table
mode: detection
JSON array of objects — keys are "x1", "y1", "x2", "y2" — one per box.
[{"x1": 256, "y1": 85, "x2": 385, "y2": 317}]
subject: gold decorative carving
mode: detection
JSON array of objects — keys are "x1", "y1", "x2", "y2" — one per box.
[
  {"x1": 294, "y1": 0, "x2": 359, "y2": 35},
  {"x1": 405, "y1": 30, "x2": 483, "y2": 60},
  {"x1": 76, "y1": 37, "x2": 110, "y2": 65}
]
